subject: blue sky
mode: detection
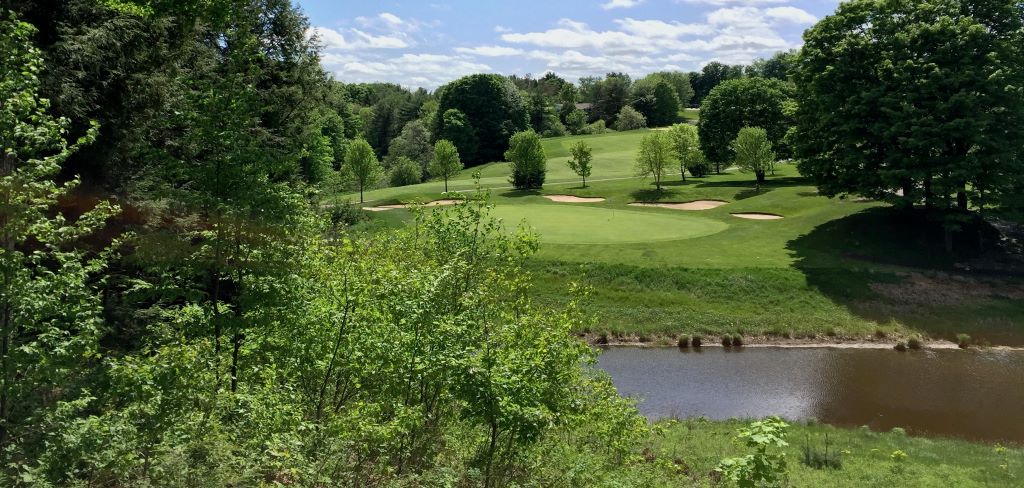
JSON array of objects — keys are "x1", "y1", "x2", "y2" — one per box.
[{"x1": 298, "y1": 0, "x2": 842, "y2": 89}]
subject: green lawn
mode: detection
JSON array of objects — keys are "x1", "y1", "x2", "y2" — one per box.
[
  {"x1": 623, "y1": 419, "x2": 1023, "y2": 487},
  {"x1": 342, "y1": 131, "x2": 1024, "y2": 345}
]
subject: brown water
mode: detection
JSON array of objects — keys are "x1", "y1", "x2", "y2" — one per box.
[{"x1": 598, "y1": 347, "x2": 1024, "y2": 443}]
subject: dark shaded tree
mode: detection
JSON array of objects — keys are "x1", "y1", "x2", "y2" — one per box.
[
  {"x1": 433, "y1": 74, "x2": 528, "y2": 165},
  {"x1": 698, "y1": 77, "x2": 791, "y2": 172}
]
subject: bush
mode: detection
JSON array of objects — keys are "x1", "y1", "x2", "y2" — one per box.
[
  {"x1": 722, "y1": 336, "x2": 733, "y2": 347},
  {"x1": 582, "y1": 120, "x2": 609, "y2": 135},
  {"x1": 506, "y1": 130, "x2": 547, "y2": 189},
  {"x1": 957, "y1": 333, "x2": 971, "y2": 348},
  {"x1": 716, "y1": 417, "x2": 790, "y2": 486},
  {"x1": 613, "y1": 106, "x2": 647, "y2": 131},
  {"x1": 894, "y1": 341, "x2": 908, "y2": 352},
  {"x1": 677, "y1": 335, "x2": 690, "y2": 348},
  {"x1": 329, "y1": 201, "x2": 368, "y2": 227},
  {"x1": 687, "y1": 157, "x2": 711, "y2": 177},
  {"x1": 388, "y1": 156, "x2": 423, "y2": 187},
  {"x1": 691, "y1": 335, "x2": 702, "y2": 348},
  {"x1": 732, "y1": 334, "x2": 743, "y2": 347},
  {"x1": 890, "y1": 427, "x2": 907, "y2": 437},
  {"x1": 907, "y1": 337, "x2": 922, "y2": 350}
]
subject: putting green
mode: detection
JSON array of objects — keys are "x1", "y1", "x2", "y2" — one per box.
[{"x1": 490, "y1": 204, "x2": 729, "y2": 245}]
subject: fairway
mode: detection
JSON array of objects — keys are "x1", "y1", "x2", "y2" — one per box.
[{"x1": 491, "y1": 204, "x2": 728, "y2": 245}]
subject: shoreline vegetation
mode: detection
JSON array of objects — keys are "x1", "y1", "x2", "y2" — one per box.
[{"x1": 584, "y1": 334, "x2": 1024, "y2": 351}]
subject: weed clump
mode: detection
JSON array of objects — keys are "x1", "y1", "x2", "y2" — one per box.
[
  {"x1": 894, "y1": 341, "x2": 908, "y2": 352},
  {"x1": 677, "y1": 335, "x2": 690, "y2": 348},
  {"x1": 957, "y1": 333, "x2": 971, "y2": 348},
  {"x1": 802, "y1": 433, "x2": 843, "y2": 470},
  {"x1": 691, "y1": 335, "x2": 703, "y2": 348},
  {"x1": 722, "y1": 336, "x2": 733, "y2": 347},
  {"x1": 732, "y1": 334, "x2": 744, "y2": 347},
  {"x1": 907, "y1": 337, "x2": 922, "y2": 350}
]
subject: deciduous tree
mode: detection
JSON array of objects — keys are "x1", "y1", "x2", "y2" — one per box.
[
  {"x1": 506, "y1": 130, "x2": 546, "y2": 190},
  {"x1": 346, "y1": 139, "x2": 382, "y2": 202},
  {"x1": 428, "y1": 139, "x2": 462, "y2": 192},
  {"x1": 732, "y1": 127, "x2": 775, "y2": 190},
  {"x1": 635, "y1": 132, "x2": 675, "y2": 191},
  {"x1": 567, "y1": 141, "x2": 593, "y2": 187}
]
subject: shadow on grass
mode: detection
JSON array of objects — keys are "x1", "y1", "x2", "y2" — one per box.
[
  {"x1": 787, "y1": 206, "x2": 1023, "y2": 344},
  {"x1": 697, "y1": 176, "x2": 806, "y2": 189},
  {"x1": 629, "y1": 187, "x2": 681, "y2": 202},
  {"x1": 498, "y1": 189, "x2": 542, "y2": 198}
]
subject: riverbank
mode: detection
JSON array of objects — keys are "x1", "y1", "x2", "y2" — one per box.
[
  {"x1": 582, "y1": 333, "x2": 1024, "y2": 351},
  {"x1": 627, "y1": 419, "x2": 1023, "y2": 487}
]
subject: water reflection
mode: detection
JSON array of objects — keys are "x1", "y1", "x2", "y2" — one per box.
[{"x1": 597, "y1": 347, "x2": 1024, "y2": 442}]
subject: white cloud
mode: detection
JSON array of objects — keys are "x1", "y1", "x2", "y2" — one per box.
[
  {"x1": 678, "y1": 0, "x2": 786, "y2": 5},
  {"x1": 602, "y1": 0, "x2": 645, "y2": 10},
  {"x1": 765, "y1": 6, "x2": 818, "y2": 24},
  {"x1": 308, "y1": 26, "x2": 409, "y2": 50},
  {"x1": 325, "y1": 53, "x2": 492, "y2": 88},
  {"x1": 615, "y1": 18, "x2": 713, "y2": 37},
  {"x1": 454, "y1": 45, "x2": 525, "y2": 56}
]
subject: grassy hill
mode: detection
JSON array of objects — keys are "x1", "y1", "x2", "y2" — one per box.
[{"x1": 343, "y1": 130, "x2": 1024, "y2": 345}]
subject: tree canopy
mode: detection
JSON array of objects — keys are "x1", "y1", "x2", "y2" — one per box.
[
  {"x1": 506, "y1": 130, "x2": 547, "y2": 189},
  {"x1": 732, "y1": 127, "x2": 776, "y2": 189},
  {"x1": 698, "y1": 77, "x2": 791, "y2": 172},
  {"x1": 434, "y1": 74, "x2": 529, "y2": 165},
  {"x1": 428, "y1": 138, "x2": 462, "y2": 192},
  {"x1": 793, "y1": 0, "x2": 1024, "y2": 219},
  {"x1": 635, "y1": 132, "x2": 675, "y2": 191}
]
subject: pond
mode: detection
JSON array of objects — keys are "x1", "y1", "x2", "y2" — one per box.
[{"x1": 597, "y1": 346, "x2": 1024, "y2": 443}]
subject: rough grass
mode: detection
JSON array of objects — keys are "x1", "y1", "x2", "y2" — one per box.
[
  {"x1": 345, "y1": 132, "x2": 1024, "y2": 345},
  {"x1": 633, "y1": 419, "x2": 1023, "y2": 487}
]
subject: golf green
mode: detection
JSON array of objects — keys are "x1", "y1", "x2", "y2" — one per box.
[{"x1": 490, "y1": 204, "x2": 729, "y2": 245}]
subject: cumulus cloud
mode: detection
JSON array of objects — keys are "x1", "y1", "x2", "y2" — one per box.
[
  {"x1": 308, "y1": 26, "x2": 408, "y2": 50},
  {"x1": 454, "y1": 45, "x2": 525, "y2": 56},
  {"x1": 764, "y1": 6, "x2": 818, "y2": 24},
  {"x1": 324, "y1": 53, "x2": 492, "y2": 88},
  {"x1": 602, "y1": 0, "x2": 645, "y2": 10},
  {"x1": 677, "y1": 0, "x2": 786, "y2": 5},
  {"x1": 614, "y1": 18, "x2": 713, "y2": 37}
]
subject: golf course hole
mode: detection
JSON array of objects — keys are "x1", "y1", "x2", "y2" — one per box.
[
  {"x1": 731, "y1": 212, "x2": 784, "y2": 220},
  {"x1": 367, "y1": 199, "x2": 463, "y2": 211},
  {"x1": 629, "y1": 200, "x2": 729, "y2": 211},
  {"x1": 543, "y1": 195, "x2": 606, "y2": 203},
  {"x1": 490, "y1": 204, "x2": 728, "y2": 245}
]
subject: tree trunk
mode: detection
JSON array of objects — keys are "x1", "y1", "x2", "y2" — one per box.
[
  {"x1": 359, "y1": 185, "x2": 364, "y2": 203},
  {"x1": 444, "y1": 177, "x2": 448, "y2": 193},
  {"x1": 756, "y1": 170, "x2": 766, "y2": 189},
  {"x1": 924, "y1": 177, "x2": 934, "y2": 210},
  {"x1": 957, "y1": 187, "x2": 968, "y2": 212}
]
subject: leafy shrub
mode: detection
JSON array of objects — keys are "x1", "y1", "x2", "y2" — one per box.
[
  {"x1": 329, "y1": 201, "x2": 368, "y2": 227},
  {"x1": 506, "y1": 130, "x2": 547, "y2": 189},
  {"x1": 732, "y1": 334, "x2": 743, "y2": 347},
  {"x1": 716, "y1": 417, "x2": 790, "y2": 487},
  {"x1": 613, "y1": 106, "x2": 647, "y2": 131},
  {"x1": 687, "y1": 156, "x2": 711, "y2": 177},
  {"x1": 677, "y1": 335, "x2": 690, "y2": 348},
  {"x1": 691, "y1": 335, "x2": 702, "y2": 348},
  {"x1": 582, "y1": 120, "x2": 609, "y2": 135},
  {"x1": 722, "y1": 336, "x2": 733, "y2": 347},
  {"x1": 894, "y1": 341, "x2": 908, "y2": 352},
  {"x1": 890, "y1": 427, "x2": 907, "y2": 436},
  {"x1": 388, "y1": 156, "x2": 423, "y2": 186},
  {"x1": 907, "y1": 337, "x2": 922, "y2": 350},
  {"x1": 957, "y1": 334, "x2": 971, "y2": 348}
]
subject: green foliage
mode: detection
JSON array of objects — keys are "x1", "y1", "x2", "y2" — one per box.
[
  {"x1": 427, "y1": 138, "x2": 463, "y2": 192},
  {"x1": 613, "y1": 106, "x2": 647, "y2": 131},
  {"x1": 388, "y1": 155, "x2": 422, "y2": 187},
  {"x1": 345, "y1": 138, "x2": 383, "y2": 202},
  {"x1": 716, "y1": 417, "x2": 790, "y2": 487},
  {"x1": 647, "y1": 71, "x2": 694, "y2": 107},
  {"x1": 434, "y1": 74, "x2": 529, "y2": 165},
  {"x1": 667, "y1": 123, "x2": 705, "y2": 180},
  {"x1": 591, "y1": 73, "x2": 632, "y2": 125},
  {"x1": 635, "y1": 131, "x2": 675, "y2": 190},
  {"x1": 567, "y1": 141, "x2": 594, "y2": 187},
  {"x1": 746, "y1": 50, "x2": 798, "y2": 81},
  {"x1": 582, "y1": 119, "x2": 610, "y2": 135},
  {"x1": 732, "y1": 127, "x2": 776, "y2": 189},
  {"x1": 793, "y1": 0, "x2": 1024, "y2": 220},
  {"x1": 387, "y1": 119, "x2": 434, "y2": 173},
  {"x1": 438, "y1": 108, "x2": 479, "y2": 164},
  {"x1": 698, "y1": 77, "x2": 791, "y2": 171},
  {"x1": 565, "y1": 109, "x2": 588, "y2": 135},
  {"x1": 690, "y1": 62, "x2": 744, "y2": 107},
  {"x1": 506, "y1": 130, "x2": 547, "y2": 190},
  {"x1": 0, "y1": 10, "x2": 116, "y2": 471},
  {"x1": 632, "y1": 78, "x2": 680, "y2": 127}
]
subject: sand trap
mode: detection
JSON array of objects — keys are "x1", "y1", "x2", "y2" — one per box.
[
  {"x1": 731, "y1": 212, "x2": 784, "y2": 220},
  {"x1": 543, "y1": 195, "x2": 606, "y2": 203},
  {"x1": 629, "y1": 200, "x2": 729, "y2": 211},
  {"x1": 366, "y1": 199, "x2": 463, "y2": 211}
]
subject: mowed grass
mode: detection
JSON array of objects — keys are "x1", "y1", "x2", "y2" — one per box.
[
  {"x1": 492, "y1": 204, "x2": 728, "y2": 245},
  {"x1": 630, "y1": 419, "x2": 1024, "y2": 487},
  {"x1": 345, "y1": 131, "x2": 1024, "y2": 345}
]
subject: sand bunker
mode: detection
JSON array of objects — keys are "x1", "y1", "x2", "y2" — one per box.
[
  {"x1": 367, "y1": 199, "x2": 462, "y2": 211},
  {"x1": 731, "y1": 212, "x2": 784, "y2": 220},
  {"x1": 543, "y1": 195, "x2": 606, "y2": 203},
  {"x1": 629, "y1": 200, "x2": 729, "y2": 211}
]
